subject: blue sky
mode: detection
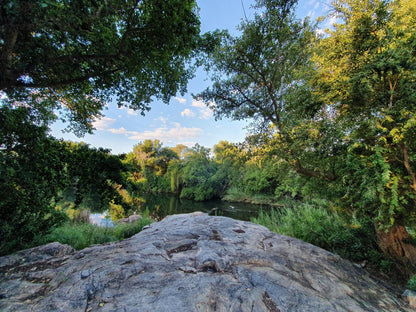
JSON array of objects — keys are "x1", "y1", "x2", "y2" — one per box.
[{"x1": 51, "y1": 0, "x2": 329, "y2": 155}]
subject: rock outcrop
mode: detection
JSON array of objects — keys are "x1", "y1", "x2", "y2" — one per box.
[
  {"x1": 118, "y1": 213, "x2": 142, "y2": 224},
  {"x1": 0, "y1": 212, "x2": 411, "y2": 311}
]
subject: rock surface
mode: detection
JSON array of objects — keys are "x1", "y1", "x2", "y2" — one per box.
[
  {"x1": 0, "y1": 212, "x2": 411, "y2": 311},
  {"x1": 403, "y1": 289, "x2": 416, "y2": 308},
  {"x1": 119, "y1": 213, "x2": 142, "y2": 224}
]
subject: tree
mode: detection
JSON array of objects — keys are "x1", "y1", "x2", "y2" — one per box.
[
  {"x1": 183, "y1": 143, "x2": 211, "y2": 161},
  {"x1": 197, "y1": 0, "x2": 314, "y2": 124},
  {"x1": 1, "y1": 0, "x2": 202, "y2": 134},
  {"x1": 62, "y1": 141, "x2": 125, "y2": 210},
  {"x1": 180, "y1": 144, "x2": 225, "y2": 201},
  {"x1": 311, "y1": 0, "x2": 416, "y2": 266},
  {"x1": 196, "y1": 0, "x2": 327, "y2": 179},
  {"x1": 0, "y1": 106, "x2": 68, "y2": 254},
  {"x1": 196, "y1": 0, "x2": 416, "y2": 267},
  {"x1": 122, "y1": 139, "x2": 179, "y2": 193},
  {"x1": 171, "y1": 144, "x2": 188, "y2": 160}
]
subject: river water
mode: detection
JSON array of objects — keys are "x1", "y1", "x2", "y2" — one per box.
[{"x1": 90, "y1": 193, "x2": 270, "y2": 226}]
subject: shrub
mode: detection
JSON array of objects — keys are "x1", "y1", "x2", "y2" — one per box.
[{"x1": 109, "y1": 200, "x2": 125, "y2": 221}]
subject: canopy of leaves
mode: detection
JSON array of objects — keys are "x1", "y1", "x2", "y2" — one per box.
[
  {"x1": 196, "y1": 0, "x2": 416, "y2": 230},
  {"x1": 1, "y1": 0, "x2": 203, "y2": 134},
  {"x1": 196, "y1": 0, "x2": 316, "y2": 127},
  {"x1": 0, "y1": 106, "x2": 69, "y2": 254},
  {"x1": 311, "y1": 0, "x2": 416, "y2": 225}
]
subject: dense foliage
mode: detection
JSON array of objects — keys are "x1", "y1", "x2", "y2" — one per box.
[
  {"x1": 0, "y1": 0, "x2": 205, "y2": 255},
  {"x1": 0, "y1": 106, "x2": 68, "y2": 254},
  {"x1": 0, "y1": 105, "x2": 127, "y2": 254},
  {"x1": 197, "y1": 0, "x2": 416, "y2": 268},
  {"x1": 1, "y1": 0, "x2": 203, "y2": 134},
  {"x1": 252, "y1": 201, "x2": 381, "y2": 263}
]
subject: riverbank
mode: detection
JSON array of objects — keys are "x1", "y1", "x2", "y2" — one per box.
[{"x1": 222, "y1": 189, "x2": 289, "y2": 207}]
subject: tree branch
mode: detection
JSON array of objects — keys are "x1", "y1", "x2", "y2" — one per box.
[
  {"x1": 5, "y1": 68, "x2": 120, "y2": 90},
  {"x1": 292, "y1": 159, "x2": 337, "y2": 181},
  {"x1": 401, "y1": 143, "x2": 416, "y2": 193}
]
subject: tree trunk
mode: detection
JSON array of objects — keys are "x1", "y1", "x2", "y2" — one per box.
[{"x1": 376, "y1": 224, "x2": 416, "y2": 267}]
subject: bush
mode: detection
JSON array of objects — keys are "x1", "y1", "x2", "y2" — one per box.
[{"x1": 109, "y1": 200, "x2": 125, "y2": 221}]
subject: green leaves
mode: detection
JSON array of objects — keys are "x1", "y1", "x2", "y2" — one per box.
[
  {"x1": 195, "y1": 0, "x2": 416, "y2": 234},
  {"x1": 1, "y1": 0, "x2": 202, "y2": 135},
  {"x1": 196, "y1": 0, "x2": 314, "y2": 128},
  {"x1": 0, "y1": 106, "x2": 69, "y2": 255}
]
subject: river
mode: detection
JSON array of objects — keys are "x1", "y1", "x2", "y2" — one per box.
[{"x1": 90, "y1": 193, "x2": 270, "y2": 226}]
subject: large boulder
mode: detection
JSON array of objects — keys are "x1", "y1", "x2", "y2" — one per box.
[{"x1": 0, "y1": 212, "x2": 411, "y2": 311}]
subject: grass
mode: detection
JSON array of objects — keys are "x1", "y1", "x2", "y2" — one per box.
[
  {"x1": 36, "y1": 217, "x2": 153, "y2": 250},
  {"x1": 251, "y1": 201, "x2": 383, "y2": 263}
]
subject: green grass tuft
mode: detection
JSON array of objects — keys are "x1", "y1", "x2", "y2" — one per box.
[
  {"x1": 36, "y1": 217, "x2": 153, "y2": 250},
  {"x1": 252, "y1": 202, "x2": 381, "y2": 263}
]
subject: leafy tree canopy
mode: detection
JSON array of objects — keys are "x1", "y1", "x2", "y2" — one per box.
[
  {"x1": 195, "y1": 0, "x2": 416, "y2": 265},
  {"x1": 1, "y1": 0, "x2": 205, "y2": 135},
  {"x1": 196, "y1": 0, "x2": 315, "y2": 127}
]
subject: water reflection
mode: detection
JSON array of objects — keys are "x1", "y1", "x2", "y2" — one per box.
[
  {"x1": 140, "y1": 193, "x2": 267, "y2": 222},
  {"x1": 90, "y1": 211, "x2": 113, "y2": 227},
  {"x1": 90, "y1": 194, "x2": 269, "y2": 226}
]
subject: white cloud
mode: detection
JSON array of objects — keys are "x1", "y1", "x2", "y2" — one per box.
[
  {"x1": 199, "y1": 108, "x2": 213, "y2": 120},
  {"x1": 191, "y1": 99, "x2": 206, "y2": 108},
  {"x1": 178, "y1": 141, "x2": 198, "y2": 148},
  {"x1": 92, "y1": 117, "x2": 116, "y2": 130},
  {"x1": 108, "y1": 127, "x2": 129, "y2": 135},
  {"x1": 155, "y1": 116, "x2": 168, "y2": 124},
  {"x1": 328, "y1": 14, "x2": 341, "y2": 27},
  {"x1": 108, "y1": 124, "x2": 203, "y2": 144},
  {"x1": 174, "y1": 97, "x2": 187, "y2": 104},
  {"x1": 116, "y1": 106, "x2": 138, "y2": 116},
  {"x1": 316, "y1": 28, "x2": 326, "y2": 37},
  {"x1": 181, "y1": 108, "x2": 196, "y2": 118},
  {"x1": 127, "y1": 109, "x2": 138, "y2": 116}
]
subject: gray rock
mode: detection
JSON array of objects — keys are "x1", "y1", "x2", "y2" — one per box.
[
  {"x1": 403, "y1": 289, "x2": 416, "y2": 308},
  {"x1": 119, "y1": 213, "x2": 142, "y2": 224},
  {"x1": 0, "y1": 213, "x2": 411, "y2": 311}
]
